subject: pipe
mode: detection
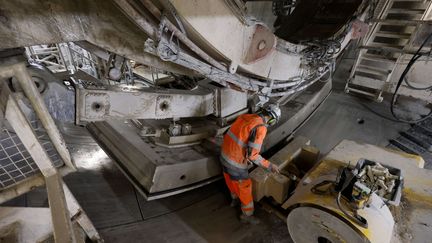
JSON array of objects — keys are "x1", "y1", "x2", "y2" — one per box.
[
  {"x1": 114, "y1": 0, "x2": 158, "y2": 39},
  {"x1": 115, "y1": 0, "x2": 227, "y2": 71},
  {"x1": 160, "y1": 16, "x2": 227, "y2": 71},
  {"x1": 140, "y1": 0, "x2": 162, "y2": 20},
  {"x1": 158, "y1": 0, "x2": 187, "y2": 34}
]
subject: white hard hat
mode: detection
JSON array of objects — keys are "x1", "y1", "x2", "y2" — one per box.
[{"x1": 263, "y1": 103, "x2": 281, "y2": 124}]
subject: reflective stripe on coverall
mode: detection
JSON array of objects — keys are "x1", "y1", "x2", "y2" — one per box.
[{"x1": 220, "y1": 114, "x2": 271, "y2": 216}]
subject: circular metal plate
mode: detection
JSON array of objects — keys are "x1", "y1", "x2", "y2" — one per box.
[{"x1": 287, "y1": 206, "x2": 369, "y2": 243}]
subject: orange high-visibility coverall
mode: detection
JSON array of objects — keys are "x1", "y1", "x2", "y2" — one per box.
[{"x1": 220, "y1": 114, "x2": 271, "y2": 216}]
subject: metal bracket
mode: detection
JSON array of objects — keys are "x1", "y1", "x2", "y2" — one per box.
[{"x1": 76, "y1": 80, "x2": 246, "y2": 123}]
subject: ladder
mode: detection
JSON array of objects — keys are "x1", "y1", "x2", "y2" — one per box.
[{"x1": 345, "y1": 0, "x2": 432, "y2": 102}]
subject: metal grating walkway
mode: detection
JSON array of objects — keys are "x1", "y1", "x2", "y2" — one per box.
[
  {"x1": 0, "y1": 120, "x2": 63, "y2": 189},
  {"x1": 388, "y1": 117, "x2": 432, "y2": 168}
]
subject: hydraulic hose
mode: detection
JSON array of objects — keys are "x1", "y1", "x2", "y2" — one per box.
[{"x1": 390, "y1": 32, "x2": 432, "y2": 123}]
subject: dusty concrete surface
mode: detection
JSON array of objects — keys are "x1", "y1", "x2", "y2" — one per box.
[
  {"x1": 294, "y1": 56, "x2": 410, "y2": 155},
  {"x1": 294, "y1": 91, "x2": 410, "y2": 156},
  {"x1": 2, "y1": 144, "x2": 292, "y2": 243},
  {"x1": 66, "y1": 146, "x2": 291, "y2": 242}
]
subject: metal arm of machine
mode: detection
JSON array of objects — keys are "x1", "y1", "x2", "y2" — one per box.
[{"x1": 75, "y1": 79, "x2": 248, "y2": 124}]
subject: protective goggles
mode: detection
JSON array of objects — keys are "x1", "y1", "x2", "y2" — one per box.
[{"x1": 267, "y1": 117, "x2": 277, "y2": 126}]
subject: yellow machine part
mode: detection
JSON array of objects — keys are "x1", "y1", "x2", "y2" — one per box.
[
  {"x1": 283, "y1": 160, "x2": 394, "y2": 243},
  {"x1": 281, "y1": 139, "x2": 432, "y2": 243},
  {"x1": 286, "y1": 185, "x2": 394, "y2": 242}
]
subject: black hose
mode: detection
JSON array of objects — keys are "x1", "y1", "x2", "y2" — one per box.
[
  {"x1": 335, "y1": 167, "x2": 369, "y2": 228},
  {"x1": 336, "y1": 191, "x2": 368, "y2": 228},
  {"x1": 390, "y1": 32, "x2": 432, "y2": 123},
  {"x1": 310, "y1": 179, "x2": 368, "y2": 228}
]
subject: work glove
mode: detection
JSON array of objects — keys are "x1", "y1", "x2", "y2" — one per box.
[{"x1": 270, "y1": 163, "x2": 280, "y2": 174}]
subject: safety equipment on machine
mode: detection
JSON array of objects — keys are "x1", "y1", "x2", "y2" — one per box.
[{"x1": 262, "y1": 103, "x2": 281, "y2": 126}]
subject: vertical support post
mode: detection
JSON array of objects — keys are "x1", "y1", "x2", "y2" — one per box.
[
  {"x1": 0, "y1": 62, "x2": 79, "y2": 242},
  {"x1": 44, "y1": 173, "x2": 77, "y2": 243},
  {"x1": 0, "y1": 82, "x2": 76, "y2": 243},
  {"x1": 63, "y1": 184, "x2": 102, "y2": 242},
  {"x1": 12, "y1": 63, "x2": 75, "y2": 170}
]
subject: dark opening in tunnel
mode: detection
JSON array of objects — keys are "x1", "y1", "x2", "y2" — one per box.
[{"x1": 274, "y1": 0, "x2": 364, "y2": 42}]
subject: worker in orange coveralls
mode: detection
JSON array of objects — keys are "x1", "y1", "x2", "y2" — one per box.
[{"x1": 220, "y1": 103, "x2": 282, "y2": 224}]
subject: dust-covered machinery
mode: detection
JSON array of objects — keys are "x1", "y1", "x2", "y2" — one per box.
[
  {"x1": 250, "y1": 138, "x2": 432, "y2": 243},
  {"x1": 0, "y1": 0, "x2": 429, "y2": 202},
  {"x1": 0, "y1": 0, "x2": 372, "y2": 198},
  {"x1": 0, "y1": 1, "x2": 431, "y2": 242}
]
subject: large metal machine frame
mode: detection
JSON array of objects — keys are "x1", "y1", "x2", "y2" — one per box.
[{"x1": 85, "y1": 80, "x2": 332, "y2": 199}]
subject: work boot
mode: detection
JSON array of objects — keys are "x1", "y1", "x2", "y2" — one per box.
[
  {"x1": 240, "y1": 214, "x2": 260, "y2": 225},
  {"x1": 230, "y1": 198, "x2": 240, "y2": 207}
]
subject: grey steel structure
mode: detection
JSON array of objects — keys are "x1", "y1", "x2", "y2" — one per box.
[
  {"x1": 0, "y1": 63, "x2": 101, "y2": 242},
  {"x1": 85, "y1": 80, "x2": 331, "y2": 199},
  {"x1": 75, "y1": 79, "x2": 248, "y2": 124},
  {"x1": 0, "y1": 0, "x2": 359, "y2": 199}
]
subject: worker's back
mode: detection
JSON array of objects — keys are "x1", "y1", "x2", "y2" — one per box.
[
  {"x1": 221, "y1": 114, "x2": 265, "y2": 168},
  {"x1": 220, "y1": 110, "x2": 278, "y2": 224}
]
